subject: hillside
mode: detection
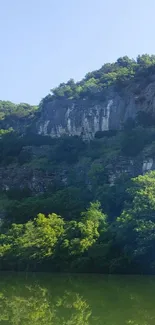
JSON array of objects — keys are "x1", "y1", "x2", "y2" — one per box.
[{"x1": 1, "y1": 54, "x2": 155, "y2": 273}]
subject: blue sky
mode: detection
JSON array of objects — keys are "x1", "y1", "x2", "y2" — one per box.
[{"x1": 1, "y1": 0, "x2": 155, "y2": 104}]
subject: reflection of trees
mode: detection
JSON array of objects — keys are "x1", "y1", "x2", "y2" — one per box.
[
  {"x1": 55, "y1": 291, "x2": 91, "y2": 325},
  {"x1": 0, "y1": 275, "x2": 92, "y2": 325},
  {"x1": 0, "y1": 274, "x2": 155, "y2": 325},
  {"x1": 0, "y1": 285, "x2": 54, "y2": 324}
]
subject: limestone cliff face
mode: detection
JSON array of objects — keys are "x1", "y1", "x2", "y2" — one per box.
[
  {"x1": 36, "y1": 95, "x2": 133, "y2": 140},
  {"x1": 36, "y1": 98, "x2": 115, "y2": 140},
  {"x1": 35, "y1": 81, "x2": 155, "y2": 139}
]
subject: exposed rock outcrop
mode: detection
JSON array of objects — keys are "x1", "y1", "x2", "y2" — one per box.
[{"x1": 35, "y1": 82, "x2": 155, "y2": 139}]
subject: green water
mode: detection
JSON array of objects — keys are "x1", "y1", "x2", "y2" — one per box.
[{"x1": 0, "y1": 273, "x2": 155, "y2": 324}]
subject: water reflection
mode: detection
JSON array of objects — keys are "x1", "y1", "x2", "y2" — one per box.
[{"x1": 0, "y1": 273, "x2": 155, "y2": 325}]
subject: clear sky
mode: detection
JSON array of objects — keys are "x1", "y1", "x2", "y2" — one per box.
[{"x1": 1, "y1": 0, "x2": 155, "y2": 104}]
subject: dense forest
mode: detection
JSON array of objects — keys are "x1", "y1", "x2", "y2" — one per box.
[{"x1": 1, "y1": 55, "x2": 155, "y2": 273}]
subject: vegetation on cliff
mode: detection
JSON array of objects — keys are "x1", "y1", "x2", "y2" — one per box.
[
  {"x1": 41, "y1": 54, "x2": 155, "y2": 105},
  {"x1": 1, "y1": 54, "x2": 155, "y2": 273},
  {"x1": 1, "y1": 172, "x2": 155, "y2": 274},
  {"x1": 0, "y1": 124, "x2": 155, "y2": 273}
]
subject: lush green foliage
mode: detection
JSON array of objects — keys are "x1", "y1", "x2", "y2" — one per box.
[
  {"x1": 0, "y1": 122, "x2": 155, "y2": 272},
  {"x1": 115, "y1": 171, "x2": 155, "y2": 272},
  {"x1": 0, "y1": 202, "x2": 107, "y2": 271},
  {"x1": 1, "y1": 171, "x2": 155, "y2": 273}
]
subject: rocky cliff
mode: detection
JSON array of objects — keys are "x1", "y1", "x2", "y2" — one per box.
[
  {"x1": 36, "y1": 96, "x2": 127, "y2": 140},
  {"x1": 36, "y1": 82, "x2": 155, "y2": 140}
]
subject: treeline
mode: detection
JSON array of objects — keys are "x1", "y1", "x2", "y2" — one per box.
[
  {"x1": 0, "y1": 101, "x2": 38, "y2": 120},
  {"x1": 1, "y1": 171, "x2": 155, "y2": 274},
  {"x1": 40, "y1": 54, "x2": 155, "y2": 106}
]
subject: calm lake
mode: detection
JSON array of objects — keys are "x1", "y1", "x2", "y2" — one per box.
[{"x1": 0, "y1": 273, "x2": 155, "y2": 324}]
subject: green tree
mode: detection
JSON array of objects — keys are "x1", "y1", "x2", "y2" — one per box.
[
  {"x1": 64, "y1": 202, "x2": 108, "y2": 256},
  {"x1": 0, "y1": 213, "x2": 65, "y2": 269},
  {"x1": 137, "y1": 54, "x2": 155, "y2": 67},
  {"x1": 116, "y1": 171, "x2": 155, "y2": 272}
]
